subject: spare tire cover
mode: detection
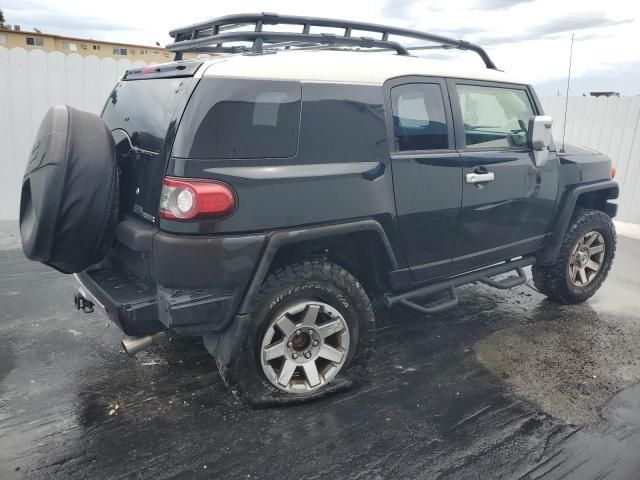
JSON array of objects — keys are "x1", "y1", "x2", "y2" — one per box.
[{"x1": 20, "y1": 105, "x2": 118, "y2": 274}]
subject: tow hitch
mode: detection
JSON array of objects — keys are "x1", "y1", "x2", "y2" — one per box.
[{"x1": 74, "y1": 292, "x2": 94, "y2": 313}]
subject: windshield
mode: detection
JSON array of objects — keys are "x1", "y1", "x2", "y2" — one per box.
[{"x1": 102, "y1": 78, "x2": 192, "y2": 152}]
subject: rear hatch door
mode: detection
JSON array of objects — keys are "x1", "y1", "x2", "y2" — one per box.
[{"x1": 101, "y1": 62, "x2": 200, "y2": 223}]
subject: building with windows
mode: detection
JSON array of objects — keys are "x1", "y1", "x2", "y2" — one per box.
[{"x1": 0, "y1": 26, "x2": 186, "y2": 63}]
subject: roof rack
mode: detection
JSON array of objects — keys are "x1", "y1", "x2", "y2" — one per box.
[{"x1": 167, "y1": 13, "x2": 498, "y2": 70}]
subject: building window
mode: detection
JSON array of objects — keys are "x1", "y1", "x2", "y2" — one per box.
[
  {"x1": 62, "y1": 42, "x2": 78, "y2": 52},
  {"x1": 153, "y1": 50, "x2": 159, "y2": 54},
  {"x1": 113, "y1": 47, "x2": 128, "y2": 56},
  {"x1": 0, "y1": 34, "x2": 6, "y2": 45},
  {"x1": 26, "y1": 37, "x2": 44, "y2": 47},
  {"x1": 93, "y1": 45, "x2": 100, "y2": 50}
]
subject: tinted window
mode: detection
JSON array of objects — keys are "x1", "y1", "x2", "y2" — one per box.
[
  {"x1": 297, "y1": 83, "x2": 388, "y2": 163},
  {"x1": 173, "y1": 79, "x2": 301, "y2": 159},
  {"x1": 102, "y1": 78, "x2": 188, "y2": 152},
  {"x1": 456, "y1": 84, "x2": 534, "y2": 148},
  {"x1": 391, "y1": 83, "x2": 449, "y2": 151}
]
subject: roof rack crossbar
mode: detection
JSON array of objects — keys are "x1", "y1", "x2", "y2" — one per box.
[
  {"x1": 167, "y1": 13, "x2": 497, "y2": 69},
  {"x1": 170, "y1": 30, "x2": 410, "y2": 56}
]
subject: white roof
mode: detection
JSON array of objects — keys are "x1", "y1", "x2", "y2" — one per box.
[{"x1": 198, "y1": 50, "x2": 526, "y2": 86}]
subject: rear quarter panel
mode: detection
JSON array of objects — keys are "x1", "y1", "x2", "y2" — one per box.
[{"x1": 163, "y1": 81, "x2": 402, "y2": 253}]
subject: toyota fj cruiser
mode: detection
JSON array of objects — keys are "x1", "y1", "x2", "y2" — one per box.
[{"x1": 20, "y1": 14, "x2": 619, "y2": 405}]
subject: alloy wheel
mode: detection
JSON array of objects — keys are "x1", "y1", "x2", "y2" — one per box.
[
  {"x1": 260, "y1": 301, "x2": 350, "y2": 393},
  {"x1": 568, "y1": 231, "x2": 606, "y2": 287}
]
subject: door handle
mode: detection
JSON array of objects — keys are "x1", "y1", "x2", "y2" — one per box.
[{"x1": 466, "y1": 172, "x2": 495, "y2": 184}]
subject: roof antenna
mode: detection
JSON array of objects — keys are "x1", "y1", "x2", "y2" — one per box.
[{"x1": 561, "y1": 33, "x2": 574, "y2": 153}]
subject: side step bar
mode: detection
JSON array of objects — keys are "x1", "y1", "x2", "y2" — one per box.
[{"x1": 383, "y1": 256, "x2": 534, "y2": 314}]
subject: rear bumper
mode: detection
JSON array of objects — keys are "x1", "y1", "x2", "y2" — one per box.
[
  {"x1": 75, "y1": 269, "x2": 161, "y2": 336},
  {"x1": 76, "y1": 219, "x2": 265, "y2": 336}
]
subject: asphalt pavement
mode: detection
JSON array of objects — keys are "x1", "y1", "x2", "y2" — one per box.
[{"x1": 1, "y1": 220, "x2": 639, "y2": 479}]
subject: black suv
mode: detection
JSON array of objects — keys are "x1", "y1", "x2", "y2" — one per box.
[{"x1": 20, "y1": 14, "x2": 618, "y2": 405}]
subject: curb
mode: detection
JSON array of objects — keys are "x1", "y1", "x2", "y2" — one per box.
[{"x1": 614, "y1": 220, "x2": 640, "y2": 240}]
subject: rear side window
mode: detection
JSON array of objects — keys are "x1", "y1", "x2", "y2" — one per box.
[
  {"x1": 391, "y1": 83, "x2": 449, "y2": 151},
  {"x1": 173, "y1": 79, "x2": 301, "y2": 159},
  {"x1": 456, "y1": 84, "x2": 534, "y2": 149}
]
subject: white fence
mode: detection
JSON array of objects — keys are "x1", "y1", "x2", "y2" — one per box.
[
  {"x1": 542, "y1": 95, "x2": 640, "y2": 224},
  {"x1": 0, "y1": 47, "x2": 147, "y2": 221},
  {"x1": 0, "y1": 47, "x2": 638, "y2": 223}
]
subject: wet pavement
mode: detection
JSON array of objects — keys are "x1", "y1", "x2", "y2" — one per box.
[{"x1": 1, "y1": 220, "x2": 640, "y2": 479}]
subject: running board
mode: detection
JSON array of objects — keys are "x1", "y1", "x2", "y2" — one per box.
[
  {"x1": 479, "y1": 267, "x2": 527, "y2": 289},
  {"x1": 383, "y1": 256, "x2": 534, "y2": 314},
  {"x1": 398, "y1": 286, "x2": 458, "y2": 314}
]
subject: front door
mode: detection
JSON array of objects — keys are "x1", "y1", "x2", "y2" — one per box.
[
  {"x1": 447, "y1": 80, "x2": 559, "y2": 273},
  {"x1": 385, "y1": 77, "x2": 462, "y2": 282}
]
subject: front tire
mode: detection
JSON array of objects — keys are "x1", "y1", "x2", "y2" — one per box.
[
  {"x1": 532, "y1": 209, "x2": 616, "y2": 304},
  {"x1": 216, "y1": 259, "x2": 375, "y2": 406}
]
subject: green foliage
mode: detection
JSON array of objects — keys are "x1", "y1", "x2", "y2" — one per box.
[{"x1": 0, "y1": 9, "x2": 5, "y2": 25}]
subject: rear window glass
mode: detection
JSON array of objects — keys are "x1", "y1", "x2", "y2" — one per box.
[
  {"x1": 101, "y1": 78, "x2": 188, "y2": 152},
  {"x1": 172, "y1": 79, "x2": 301, "y2": 159}
]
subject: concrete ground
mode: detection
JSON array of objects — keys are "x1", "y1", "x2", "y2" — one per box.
[{"x1": 1, "y1": 220, "x2": 640, "y2": 479}]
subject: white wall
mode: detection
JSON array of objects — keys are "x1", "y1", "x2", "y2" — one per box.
[
  {"x1": 541, "y1": 95, "x2": 640, "y2": 224},
  {"x1": 0, "y1": 48, "x2": 638, "y2": 224},
  {"x1": 0, "y1": 47, "x2": 146, "y2": 221}
]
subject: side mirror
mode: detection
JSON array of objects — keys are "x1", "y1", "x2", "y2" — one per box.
[{"x1": 528, "y1": 115, "x2": 553, "y2": 167}]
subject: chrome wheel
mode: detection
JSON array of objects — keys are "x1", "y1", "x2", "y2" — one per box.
[
  {"x1": 568, "y1": 231, "x2": 606, "y2": 287},
  {"x1": 260, "y1": 301, "x2": 350, "y2": 394}
]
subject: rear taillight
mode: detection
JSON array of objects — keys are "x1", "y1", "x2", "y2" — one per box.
[{"x1": 159, "y1": 177, "x2": 236, "y2": 220}]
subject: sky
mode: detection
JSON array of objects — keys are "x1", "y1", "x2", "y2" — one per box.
[{"x1": 2, "y1": 0, "x2": 639, "y2": 95}]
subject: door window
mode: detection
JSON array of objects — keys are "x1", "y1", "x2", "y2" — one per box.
[
  {"x1": 456, "y1": 85, "x2": 534, "y2": 149},
  {"x1": 391, "y1": 83, "x2": 449, "y2": 151}
]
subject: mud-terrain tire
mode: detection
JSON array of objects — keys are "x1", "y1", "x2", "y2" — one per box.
[
  {"x1": 20, "y1": 105, "x2": 118, "y2": 273},
  {"x1": 532, "y1": 209, "x2": 616, "y2": 304},
  {"x1": 215, "y1": 259, "x2": 375, "y2": 406}
]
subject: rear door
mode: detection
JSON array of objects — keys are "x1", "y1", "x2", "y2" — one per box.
[
  {"x1": 385, "y1": 77, "x2": 462, "y2": 282},
  {"x1": 447, "y1": 80, "x2": 559, "y2": 272},
  {"x1": 101, "y1": 74, "x2": 197, "y2": 224}
]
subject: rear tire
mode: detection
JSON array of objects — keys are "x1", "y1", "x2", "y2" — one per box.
[
  {"x1": 215, "y1": 259, "x2": 375, "y2": 406},
  {"x1": 532, "y1": 209, "x2": 616, "y2": 304}
]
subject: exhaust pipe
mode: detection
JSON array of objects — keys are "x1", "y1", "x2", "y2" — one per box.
[{"x1": 121, "y1": 332, "x2": 167, "y2": 355}]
